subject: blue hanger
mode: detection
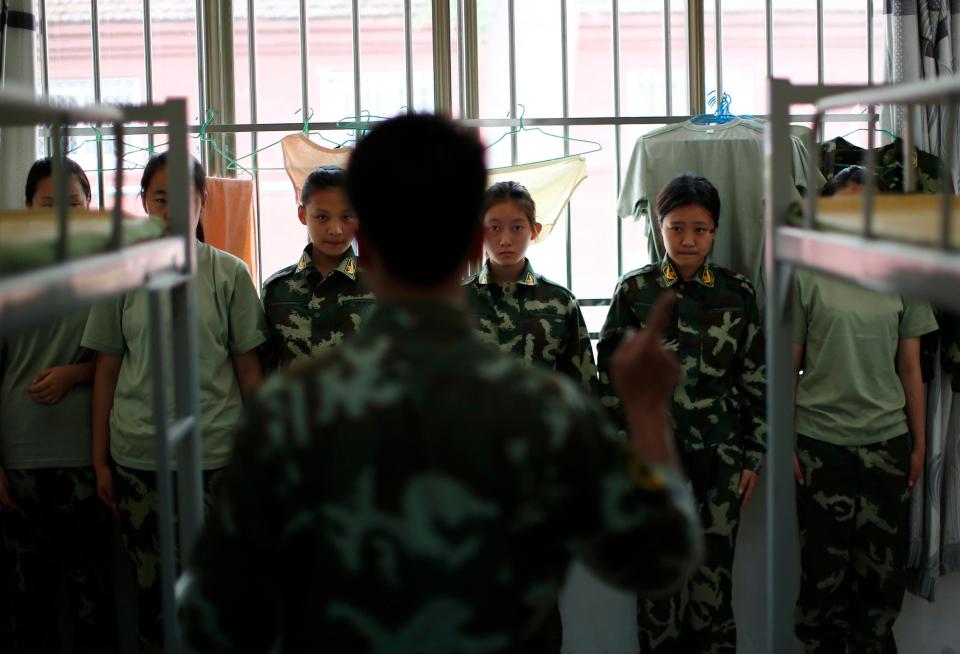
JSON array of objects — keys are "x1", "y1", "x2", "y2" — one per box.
[{"x1": 691, "y1": 91, "x2": 754, "y2": 125}]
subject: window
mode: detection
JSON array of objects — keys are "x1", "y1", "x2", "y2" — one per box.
[{"x1": 38, "y1": 0, "x2": 883, "y2": 302}]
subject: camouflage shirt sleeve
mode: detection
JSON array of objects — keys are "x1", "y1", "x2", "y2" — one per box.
[
  {"x1": 734, "y1": 286, "x2": 767, "y2": 473},
  {"x1": 595, "y1": 278, "x2": 638, "y2": 437},
  {"x1": 554, "y1": 295, "x2": 599, "y2": 397},
  {"x1": 180, "y1": 382, "x2": 291, "y2": 653}
]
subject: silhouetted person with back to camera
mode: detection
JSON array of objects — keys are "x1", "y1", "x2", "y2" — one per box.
[{"x1": 180, "y1": 113, "x2": 701, "y2": 654}]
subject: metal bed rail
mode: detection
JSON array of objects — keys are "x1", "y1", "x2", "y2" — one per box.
[
  {"x1": 0, "y1": 93, "x2": 202, "y2": 654},
  {"x1": 764, "y1": 76, "x2": 960, "y2": 654}
]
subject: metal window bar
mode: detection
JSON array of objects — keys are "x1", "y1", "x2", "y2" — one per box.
[
  {"x1": 561, "y1": 0, "x2": 573, "y2": 289},
  {"x1": 404, "y1": 0, "x2": 414, "y2": 112},
  {"x1": 507, "y1": 0, "x2": 517, "y2": 165},
  {"x1": 613, "y1": 0, "x2": 623, "y2": 277},
  {"x1": 194, "y1": 0, "x2": 206, "y2": 166},
  {"x1": 352, "y1": 0, "x2": 361, "y2": 117},
  {"x1": 144, "y1": 0, "x2": 155, "y2": 151},
  {"x1": 299, "y1": 0, "x2": 308, "y2": 125},
  {"x1": 247, "y1": 0, "x2": 263, "y2": 286},
  {"x1": 90, "y1": 0, "x2": 105, "y2": 210},
  {"x1": 766, "y1": 77, "x2": 960, "y2": 654},
  {"x1": 664, "y1": 0, "x2": 672, "y2": 116},
  {"x1": 52, "y1": 113, "x2": 877, "y2": 138},
  {"x1": 765, "y1": 0, "x2": 773, "y2": 78},
  {"x1": 715, "y1": 0, "x2": 722, "y2": 103},
  {"x1": 867, "y1": 0, "x2": 875, "y2": 85}
]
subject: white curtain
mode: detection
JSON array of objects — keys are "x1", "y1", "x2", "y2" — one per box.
[
  {"x1": 886, "y1": 1, "x2": 960, "y2": 600},
  {"x1": 0, "y1": 0, "x2": 39, "y2": 210}
]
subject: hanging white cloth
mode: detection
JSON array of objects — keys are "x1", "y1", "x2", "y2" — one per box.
[
  {"x1": 0, "y1": 0, "x2": 39, "y2": 210},
  {"x1": 281, "y1": 134, "x2": 588, "y2": 245},
  {"x1": 486, "y1": 155, "x2": 588, "y2": 243}
]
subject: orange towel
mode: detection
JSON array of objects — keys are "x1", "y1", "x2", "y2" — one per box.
[
  {"x1": 200, "y1": 177, "x2": 258, "y2": 282},
  {"x1": 281, "y1": 133, "x2": 353, "y2": 203}
]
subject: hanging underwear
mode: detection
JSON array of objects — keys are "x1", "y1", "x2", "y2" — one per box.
[{"x1": 281, "y1": 133, "x2": 353, "y2": 204}]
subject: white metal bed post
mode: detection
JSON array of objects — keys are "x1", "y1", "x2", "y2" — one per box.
[
  {"x1": 124, "y1": 96, "x2": 203, "y2": 653},
  {"x1": 763, "y1": 77, "x2": 798, "y2": 654}
]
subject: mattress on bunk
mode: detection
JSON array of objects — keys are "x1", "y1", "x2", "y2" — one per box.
[
  {"x1": 813, "y1": 195, "x2": 960, "y2": 250},
  {"x1": 0, "y1": 210, "x2": 167, "y2": 274}
]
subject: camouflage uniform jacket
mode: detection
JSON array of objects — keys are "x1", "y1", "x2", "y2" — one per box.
[
  {"x1": 597, "y1": 259, "x2": 767, "y2": 472},
  {"x1": 820, "y1": 136, "x2": 949, "y2": 193},
  {"x1": 464, "y1": 259, "x2": 598, "y2": 395},
  {"x1": 180, "y1": 301, "x2": 701, "y2": 654},
  {"x1": 262, "y1": 245, "x2": 375, "y2": 368}
]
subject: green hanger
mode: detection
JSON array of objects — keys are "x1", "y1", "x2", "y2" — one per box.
[
  {"x1": 485, "y1": 103, "x2": 602, "y2": 163},
  {"x1": 838, "y1": 126, "x2": 899, "y2": 142}
]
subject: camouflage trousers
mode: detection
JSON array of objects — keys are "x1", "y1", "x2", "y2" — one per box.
[
  {"x1": 638, "y1": 442, "x2": 741, "y2": 654},
  {"x1": 794, "y1": 434, "x2": 911, "y2": 654},
  {"x1": 0, "y1": 467, "x2": 116, "y2": 654},
  {"x1": 113, "y1": 464, "x2": 222, "y2": 654}
]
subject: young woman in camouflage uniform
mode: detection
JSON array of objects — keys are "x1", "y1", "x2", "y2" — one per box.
[
  {"x1": 261, "y1": 165, "x2": 375, "y2": 370},
  {"x1": 464, "y1": 181, "x2": 598, "y2": 395},
  {"x1": 792, "y1": 167, "x2": 939, "y2": 653},
  {"x1": 1, "y1": 158, "x2": 117, "y2": 653},
  {"x1": 597, "y1": 173, "x2": 767, "y2": 654},
  {"x1": 82, "y1": 154, "x2": 268, "y2": 654}
]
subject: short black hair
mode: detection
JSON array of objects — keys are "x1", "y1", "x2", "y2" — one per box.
[
  {"x1": 140, "y1": 152, "x2": 208, "y2": 241},
  {"x1": 25, "y1": 156, "x2": 92, "y2": 206},
  {"x1": 301, "y1": 165, "x2": 346, "y2": 206},
  {"x1": 655, "y1": 173, "x2": 721, "y2": 227},
  {"x1": 483, "y1": 181, "x2": 536, "y2": 228},
  {"x1": 823, "y1": 165, "x2": 879, "y2": 196},
  {"x1": 140, "y1": 151, "x2": 207, "y2": 199},
  {"x1": 346, "y1": 114, "x2": 487, "y2": 286}
]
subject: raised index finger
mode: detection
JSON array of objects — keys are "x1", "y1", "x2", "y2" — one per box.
[{"x1": 644, "y1": 292, "x2": 677, "y2": 342}]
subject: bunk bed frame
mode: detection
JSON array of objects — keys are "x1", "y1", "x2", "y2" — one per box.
[
  {"x1": 765, "y1": 77, "x2": 960, "y2": 653},
  {"x1": 0, "y1": 91, "x2": 201, "y2": 654}
]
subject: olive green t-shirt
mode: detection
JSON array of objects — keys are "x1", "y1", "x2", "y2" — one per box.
[
  {"x1": 1, "y1": 311, "x2": 93, "y2": 469},
  {"x1": 81, "y1": 243, "x2": 268, "y2": 470},
  {"x1": 793, "y1": 269, "x2": 939, "y2": 445}
]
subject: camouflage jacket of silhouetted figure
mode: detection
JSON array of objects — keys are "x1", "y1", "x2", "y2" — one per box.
[
  {"x1": 464, "y1": 259, "x2": 598, "y2": 396},
  {"x1": 261, "y1": 245, "x2": 375, "y2": 369},
  {"x1": 179, "y1": 300, "x2": 701, "y2": 652},
  {"x1": 597, "y1": 259, "x2": 767, "y2": 473}
]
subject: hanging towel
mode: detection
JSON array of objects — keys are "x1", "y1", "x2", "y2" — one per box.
[
  {"x1": 200, "y1": 177, "x2": 258, "y2": 282},
  {"x1": 487, "y1": 155, "x2": 588, "y2": 243},
  {"x1": 281, "y1": 133, "x2": 353, "y2": 203},
  {"x1": 0, "y1": 0, "x2": 39, "y2": 210}
]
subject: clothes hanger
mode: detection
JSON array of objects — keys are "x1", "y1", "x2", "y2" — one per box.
[
  {"x1": 690, "y1": 92, "x2": 755, "y2": 125},
  {"x1": 836, "y1": 126, "x2": 899, "y2": 143},
  {"x1": 485, "y1": 103, "x2": 603, "y2": 161}
]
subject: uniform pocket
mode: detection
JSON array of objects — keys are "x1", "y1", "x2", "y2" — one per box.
[
  {"x1": 700, "y1": 307, "x2": 744, "y2": 376},
  {"x1": 525, "y1": 313, "x2": 568, "y2": 365}
]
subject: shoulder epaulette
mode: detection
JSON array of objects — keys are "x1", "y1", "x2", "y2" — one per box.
[{"x1": 261, "y1": 263, "x2": 298, "y2": 292}]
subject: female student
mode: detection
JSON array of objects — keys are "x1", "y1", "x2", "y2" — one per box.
[
  {"x1": 463, "y1": 181, "x2": 598, "y2": 394},
  {"x1": 81, "y1": 153, "x2": 267, "y2": 654},
  {"x1": 262, "y1": 165, "x2": 375, "y2": 369},
  {"x1": 793, "y1": 166, "x2": 938, "y2": 653},
  {"x1": 597, "y1": 173, "x2": 766, "y2": 654},
  {"x1": 1, "y1": 157, "x2": 116, "y2": 653}
]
